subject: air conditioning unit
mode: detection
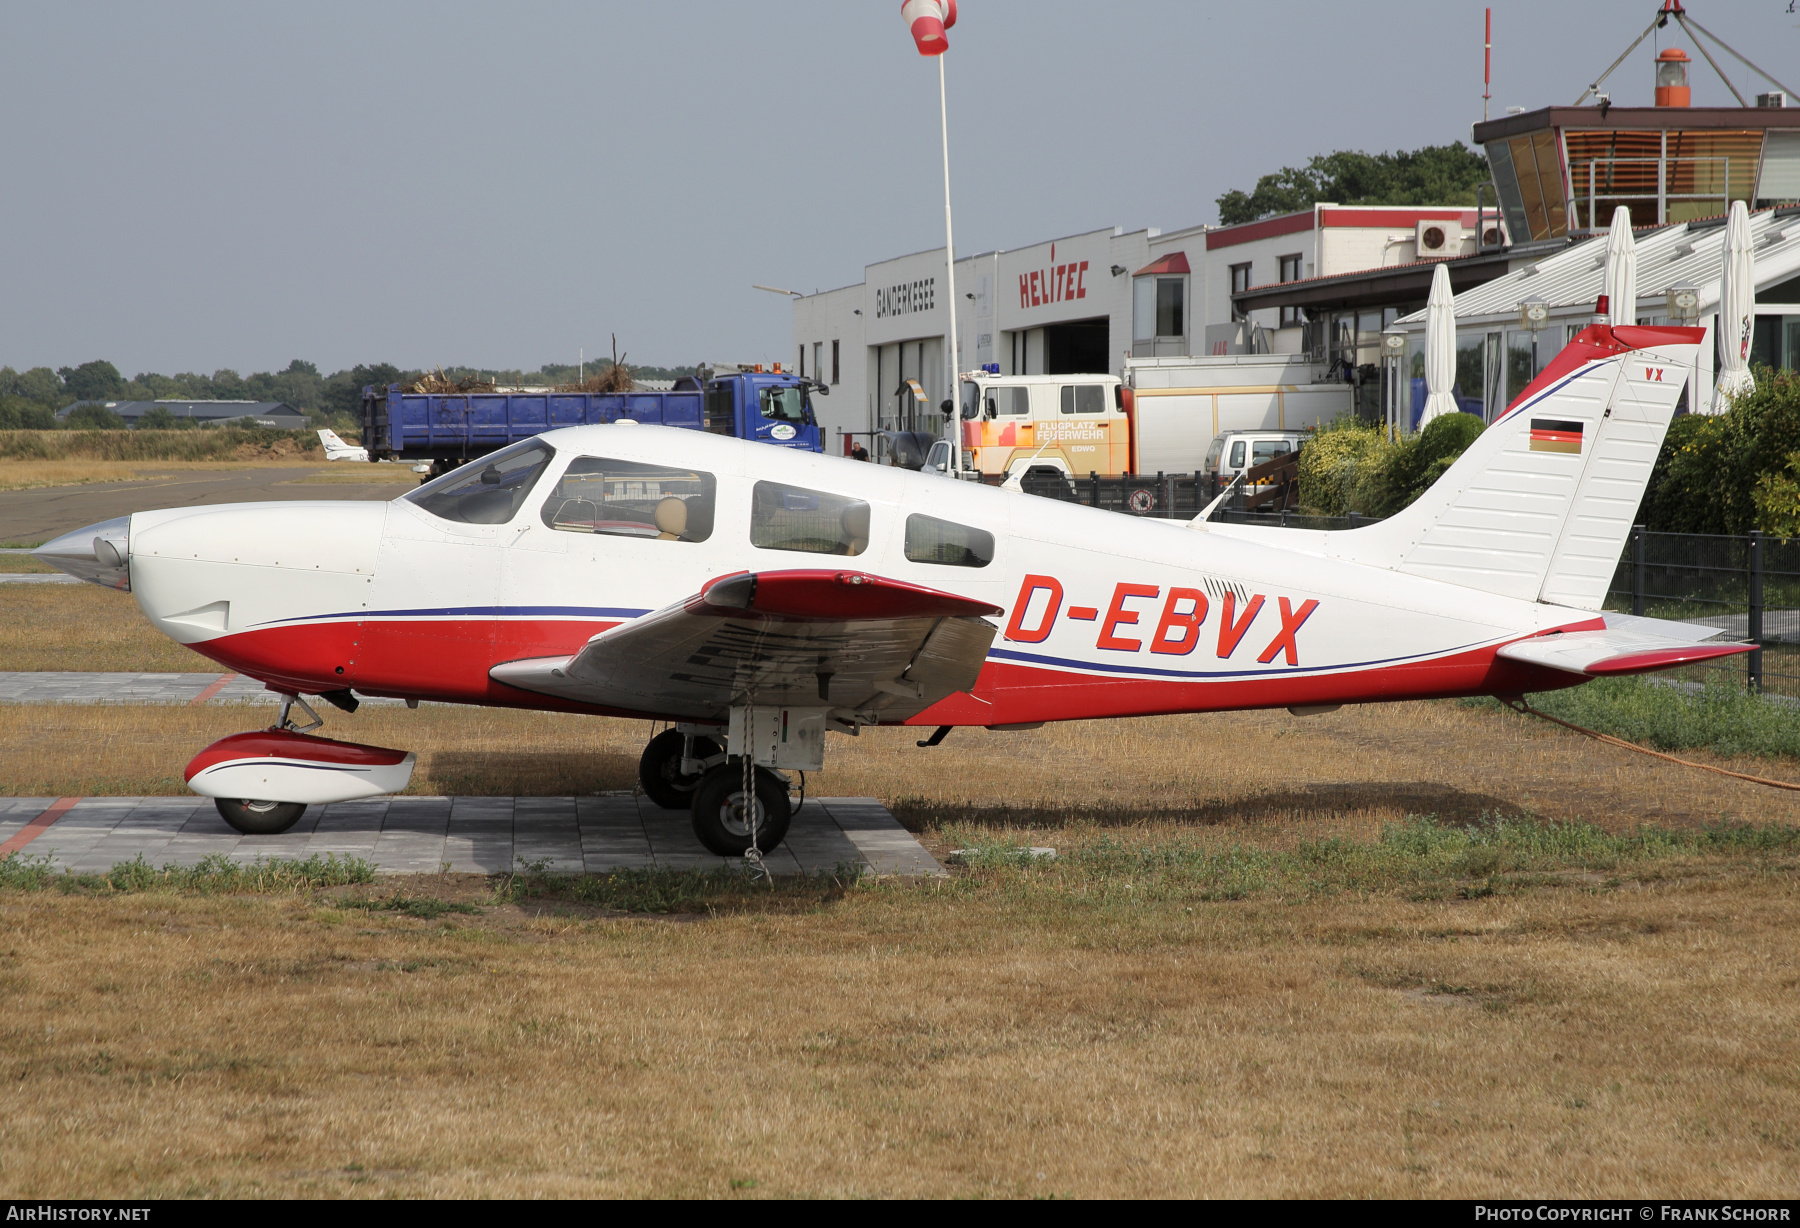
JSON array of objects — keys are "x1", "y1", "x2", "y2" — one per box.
[{"x1": 1416, "y1": 221, "x2": 1465, "y2": 256}]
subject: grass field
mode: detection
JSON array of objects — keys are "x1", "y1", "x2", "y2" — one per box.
[
  {"x1": 0, "y1": 458, "x2": 418, "y2": 493},
  {"x1": 4, "y1": 578, "x2": 1800, "y2": 1196},
  {"x1": 1, "y1": 831, "x2": 1796, "y2": 1197}
]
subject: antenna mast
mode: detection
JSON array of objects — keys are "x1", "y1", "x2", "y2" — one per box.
[{"x1": 1483, "y1": 8, "x2": 1491, "y2": 123}]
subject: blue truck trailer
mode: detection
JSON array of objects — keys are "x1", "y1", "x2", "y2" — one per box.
[{"x1": 360, "y1": 367, "x2": 825, "y2": 472}]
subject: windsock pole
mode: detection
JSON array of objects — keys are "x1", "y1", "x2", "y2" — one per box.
[{"x1": 939, "y1": 51, "x2": 960, "y2": 474}]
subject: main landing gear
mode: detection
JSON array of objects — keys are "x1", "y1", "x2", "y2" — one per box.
[{"x1": 637, "y1": 711, "x2": 829, "y2": 857}]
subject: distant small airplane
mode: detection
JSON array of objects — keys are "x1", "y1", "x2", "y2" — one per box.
[
  {"x1": 317, "y1": 429, "x2": 369, "y2": 462},
  {"x1": 38, "y1": 323, "x2": 1750, "y2": 856}
]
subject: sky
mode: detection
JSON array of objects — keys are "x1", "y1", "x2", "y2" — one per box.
[{"x1": 1, "y1": 0, "x2": 1794, "y2": 377}]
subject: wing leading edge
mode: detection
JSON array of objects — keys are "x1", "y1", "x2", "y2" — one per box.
[{"x1": 489, "y1": 569, "x2": 1003, "y2": 723}]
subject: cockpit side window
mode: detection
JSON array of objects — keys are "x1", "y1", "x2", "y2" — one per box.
[
  {"x1": 405, "y1": 440, "x2": 553, "y2": 525},
  {"x1": 540, "y1": 456, "x2": 716, "y2": 542},
  {"x1": 750, "y1": 481, "x2": 869, "y2": 556}
]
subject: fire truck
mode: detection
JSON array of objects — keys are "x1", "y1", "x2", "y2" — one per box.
[{"x1": 937, "y1": 372, "x2": 1130, "y2": 484}]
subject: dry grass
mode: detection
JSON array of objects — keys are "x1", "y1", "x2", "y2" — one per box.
[
  {"x1": 0, "y1": 554, "x2": 54, "y2": 573},
  {"x1": 288, "y1": 466, "x2": 418, "y2": 485},
  {"x1": 0, "y1": 459, "x2": 366, "y2": 493},
  {"x1": 0, "y1": 858, "x2": 1796, "y2": 1197},
  {"x1": 0, "y1": 584, "x2": 210, "y2": 672}
]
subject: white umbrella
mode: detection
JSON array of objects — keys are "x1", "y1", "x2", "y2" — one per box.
[
  {"x1": 1604, "y1": 206, "x2": 1637, "y2": 327},
  {"x1": 1418, "y1": 263, "x2": 1459, "y2": 429},
  {"x1": 1716, "y1": 199, "x2": 1756, "y2": 403}
]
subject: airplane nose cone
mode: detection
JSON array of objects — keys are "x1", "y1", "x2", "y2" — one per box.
[{"x1": 34, "y1": 516, "x2": 131, "y2": 590}]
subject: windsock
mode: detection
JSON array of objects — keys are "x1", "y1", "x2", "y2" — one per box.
[{"x1": 901, "y1": 0, "x2": 956, "y2": 55}]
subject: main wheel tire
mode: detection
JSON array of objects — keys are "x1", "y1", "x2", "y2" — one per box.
[
  {"x1": 639, "y1": 729, "x2": 723, "y2": 810},
  {"x1": 215, "y1": 798, "x2": 307, "y2": 835},
  {"x1": 689, "y1": 761, "x2": 792, "y2": 856}
]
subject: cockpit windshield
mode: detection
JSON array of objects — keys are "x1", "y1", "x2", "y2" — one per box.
[{"x1": 404, "y1": 440, "x2": 554, "y2": 524}]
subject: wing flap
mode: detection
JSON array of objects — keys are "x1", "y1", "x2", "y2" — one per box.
[{"x1": 489, "y1": 569, "x2": 1001, "y2": 721}]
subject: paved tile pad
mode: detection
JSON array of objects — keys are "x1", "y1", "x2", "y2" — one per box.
[{"x1": 0, "y1": 795, "x2": 944, "y2": 878}]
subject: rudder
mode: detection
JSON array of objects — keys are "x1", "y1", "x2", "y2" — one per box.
[{"x1": 1324, "y1": 325, "x2": 1702, "y2": 610}]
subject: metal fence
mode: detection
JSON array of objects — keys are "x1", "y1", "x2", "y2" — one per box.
[
  {"x1": 1609, "y1": 528, "x2": 1800, "y2": 696},
  {"x1": 1014, "y1": 470, "x2": 1323, "y2": 520}
]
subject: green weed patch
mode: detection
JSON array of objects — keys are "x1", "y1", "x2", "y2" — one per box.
[
  {"x1": 0, "y1": 851, "x2": 374, "y2": 894},
  {"x1": 500, "y1": 862, "x2": 865, "y2": 914},
  {"x1": 937, "y1": 815, "x2": 1800, "y2": 904},
  {"x1": 335, "y1": 894, "x2": 482, "y2": 919},
  {"x1": 1466, "y1": 675, "x2": 1800, "y2": 760}
]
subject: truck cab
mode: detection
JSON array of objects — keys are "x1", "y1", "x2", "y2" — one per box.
[
  {"x1": 952, "y1": 372, "x2": 1129, "y2": 482},
  {"x1": 703, "y1": 370, "x2": 824, "y2": 451},
  {"x1": 1204, "y1": 429, "x2": 1305, "y2": 489}
]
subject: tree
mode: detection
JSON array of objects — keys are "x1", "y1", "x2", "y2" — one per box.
[
  {"x1": 0, "y1": 397, "x2": 57, "y2": 429},
  {"x1": 323, "y1": 363, "x2": 404, "y2": 420},
  {"x1": 56, "y1": 360, "x2": 125, "y2": 402},
  {"x1": 64, "y1": 403, "x2": 127, "y2": 429},
  {"x1": 136, "y1": 406, "x2": 178, "y2": 430},
  {"x1": 0, "y1": 367, "x2": 67, "y2": 408},
  {"x1": 1217, "y1": 143, "x2": 1492, "y2": 226}
]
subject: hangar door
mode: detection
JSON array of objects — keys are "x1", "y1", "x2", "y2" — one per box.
[{"x1": 1044, "y1": 318, "x2": 1109, "y2": 374}]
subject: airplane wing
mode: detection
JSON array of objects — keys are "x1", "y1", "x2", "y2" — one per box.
[
  {"x1": 1496, "y1": 613, "x2": 1753, "y2": 677},
  {"x1": 489, "y1": 569, "x2": 1002, "y2": 723}
]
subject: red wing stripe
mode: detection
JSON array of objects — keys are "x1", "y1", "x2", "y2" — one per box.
[
  {"x1": 1586, "y1": 643, "x2": 1754, "y2": 675},
  {"x1": 697, "y1": 569, "x2": 1002, "y2": 621}
]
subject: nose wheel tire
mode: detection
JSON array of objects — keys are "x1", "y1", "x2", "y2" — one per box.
[
  {"x1": 214, "y1": 798, "x2": 307, "y2": 835},
  {"x1": 689, "y1": 761, "x2": 792, "y2": 857},
  {"x1": 639, "y1": 729, "x2": 723, "y2": 810}
]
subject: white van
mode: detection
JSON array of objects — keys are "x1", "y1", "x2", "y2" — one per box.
[{"x1": 1203, "y1": 430, "x2": 1306, "y2": 487}]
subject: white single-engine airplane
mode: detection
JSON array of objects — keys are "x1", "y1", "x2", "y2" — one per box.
[
  {"x1": 38, "y1": 323, "x2": 1750, "y2": 854},
  {"x1": 317, "y1": 429, "x2": 369, "y2": 463}
]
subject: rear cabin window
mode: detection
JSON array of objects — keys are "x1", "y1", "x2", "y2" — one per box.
[
  {"x1": 406, "y1": 440, "x2": 553, "y2": 525},
  {"x1": 989, "y1": 387, "x2": 1030, "y2": 416},
  {"x1": 750, "y1": 481, "x2": 869, "y2": 556},
  {"x1": 540, "y1": 456, "x2": 716, "y2": 542},
  {"x1": 1060, "y1": 385, "x2": 1105, "y2": 414},
  {"x1": 1250, "y1": 439, "x2": 1294, "y2": 467},
  {"x1": 904, "y1": 514, "x2": 993, "y2": 568}
]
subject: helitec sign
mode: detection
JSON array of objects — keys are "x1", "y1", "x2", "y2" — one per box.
[{"x1": 1019, "y1": 242, "x2": 1090, "y2": 310}]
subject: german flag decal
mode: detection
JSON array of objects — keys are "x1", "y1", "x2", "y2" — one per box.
[{"x1": 1529, "y1": 418, "x2": 1583, "y2": 454}]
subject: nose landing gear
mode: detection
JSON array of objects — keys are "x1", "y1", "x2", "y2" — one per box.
[
  {"x1": 187, "y1": 691, "x2": 416, "y2": 836},
  {"x1": 215, "y1": 797, "x2": 308, "y2": 835}
]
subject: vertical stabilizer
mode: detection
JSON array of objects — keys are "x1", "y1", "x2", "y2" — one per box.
[{"x1": 1323, "y1": 325, "x2": 1701, "y2": 610}]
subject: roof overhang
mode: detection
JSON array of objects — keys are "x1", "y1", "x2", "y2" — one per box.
[
  {"x1": 1473, "y1": 105, "x2": 1800, "y2": 144},
  {"x1": 1230, "y1": 250, "x2": 1526, "y2": 314},
  {"x1": 1133, "y1": 252, "x2": 1191, "y2": 277}
]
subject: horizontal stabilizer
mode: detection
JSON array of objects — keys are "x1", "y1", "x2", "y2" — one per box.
[{"x1": 1496, "y1": 624, "x2": 1752, "y2": 678}]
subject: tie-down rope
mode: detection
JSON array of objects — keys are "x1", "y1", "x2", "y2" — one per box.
[{"x1": 1504, "y1": 698, "x2": 1800, "y2": 793}]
